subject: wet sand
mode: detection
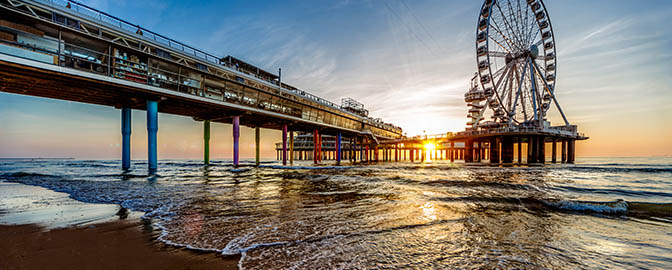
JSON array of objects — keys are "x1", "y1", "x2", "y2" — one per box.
[
  {"x1": 0, "y1": 220, "x2": 239, "y2": 270},
  {"x1": 0, "y1": 182, "x2": 239, "y2": 270}
]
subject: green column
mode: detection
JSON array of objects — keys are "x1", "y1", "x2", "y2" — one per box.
[
  {"x1": 204, "y1": 120, "x2": 210, "y2": 165},
  {"x1": 255, "y1": 126, "x2": 260, "y2": 166}
]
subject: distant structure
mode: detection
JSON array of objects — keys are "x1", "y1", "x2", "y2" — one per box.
[
  {"x1": 371, "y1": 0, "x2": 588, "y2": 166},
  {"x1": 454, "y1": 0, "x2": 588, "y2": 164}
]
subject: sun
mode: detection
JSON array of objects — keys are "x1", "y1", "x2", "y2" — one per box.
[{"x1": 424, "y1": 143, "x2": 436, "y2": 151}]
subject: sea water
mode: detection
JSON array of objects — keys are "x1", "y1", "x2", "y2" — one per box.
[{"x1": 0, "y1": 157, "x2": 670, "y2": 269}]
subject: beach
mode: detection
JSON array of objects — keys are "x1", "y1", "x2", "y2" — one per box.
[{"x1": 0, "y1": 181, "x2": 238, "y2": 270}]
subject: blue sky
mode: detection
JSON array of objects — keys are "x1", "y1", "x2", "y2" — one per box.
[{"x1": 1, "y1": 0, "x2": 671, "y2": 158}]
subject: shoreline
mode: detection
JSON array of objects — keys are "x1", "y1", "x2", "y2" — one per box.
[
  {"x1": 0, "y1": 220, "x2": 239, "y2": 270},
  {"x1": 0, "y1": 181, "x2": 239, "y2": 270}
]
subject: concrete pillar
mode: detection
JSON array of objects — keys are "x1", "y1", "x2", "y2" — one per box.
[
  {"x1": 289, "y1": 131, "x2": 294, "y2": 165},
  {"x1": 561, "y1": 140, "x2": 567, "y2": 163},
  {"x1": 255, "y1": 126, "x2": 260, "y2": 166},
  {"x1": 552, "y1": 139, "x2": 557, "y2": 163},
  {"x1": 450, "y1": 141, "x2": 455, "y2": 162},
  {"x1": 502, "y1": 137, "x2": 514, "y2": 164},
  {"x1": 464, "y1": 139, "x2": 474, "y2": 163},
  {"x1": 568, "y1": 139, "x2": 576, "y2": 164},
  {"x1": 365, "y1": 146, "x2": 369, "y2": 162},
  {"x1": 313, "y1": 129, "x2": 319, "y2": 164},
  {"x1": 121, "y1": 107, "x2": 132, "y2": 170},
  {"x1": 282, "y1": 125, "x2": 288, "y2": 165},
  {"x1": 528, "y1": 136, "x2": 537, "y2": 164},
  {"x1": 204, "y1": 120, "x2": 211, "y2": 166},
  {"x1": 489, "y1": 137, "x2": 500, "y2": 164},
  {"x1": 146, "y1": 101, "x2": 158, "y2": 172},
  {"x1": 538, "y1": 136, "x2": 546, "y2": 164},
  {"x1": 517, "y1": 139, "x2": 522, "y2": 164},
  {"x1": 336, "y1": 132, "x2": 342, "y2": 165},
  {"x1": 410, "y1": 148, "x2": 415, "y2": 162},
  {"x1": 232, "y1": 116, "x2": 240, "y2": 166}
]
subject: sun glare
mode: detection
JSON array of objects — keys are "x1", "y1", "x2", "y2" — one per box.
[{"x1": 424, "y1": 143, "x2": 436, "y2": 162}]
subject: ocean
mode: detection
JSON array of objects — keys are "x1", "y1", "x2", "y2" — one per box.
[{"x1": 1, "y1": 157, "x2": 671, "y2": 269}]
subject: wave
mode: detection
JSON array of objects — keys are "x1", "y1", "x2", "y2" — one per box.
[
  {"x1": 550, "y1": 185, "x2": 672, "y2": 198},
  {"x1": 567, "y1": 166, "x2": 672, "y2": 174}
]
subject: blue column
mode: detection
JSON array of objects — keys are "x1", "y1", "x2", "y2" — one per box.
[
  {"x1": 121, "y1": 107, "x2": 132, "y2": 170},
  {"x1": 147, "y1": 101, "x2": 158, "y2": 172},
  {"x1": 336, "y1": 132, "x2": 342, "y2": 165}
]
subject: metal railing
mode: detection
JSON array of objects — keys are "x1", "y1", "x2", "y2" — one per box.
[{"x1": 28, "y1": 0, "x2": 403, "y2": 134}]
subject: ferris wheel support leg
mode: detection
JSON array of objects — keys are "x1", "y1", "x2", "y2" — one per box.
[{"x1": 531, "y1": 61, "x2": 570, "y2": 126}]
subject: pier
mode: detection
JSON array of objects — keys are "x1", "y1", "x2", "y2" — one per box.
[
  {"x1": 0, "y1": 0, "x2": 403, "y2": 171},
  {"x1": 1, "y1": 0, "x2": 587, "y2": 170}
]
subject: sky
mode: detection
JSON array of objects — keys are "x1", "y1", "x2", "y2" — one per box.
[{"x1": 1, "y1": 0, "x2": 671, "y2": 159}]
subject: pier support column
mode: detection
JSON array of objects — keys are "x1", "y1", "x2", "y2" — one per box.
[
  {"x1": 121, "y1": 107, "x2": 132, "y2": 170},
  {"x1": 464, "y1": 139, "x2": 474, "y2": 163},
  {"x1": 410, "y1": 149, "x2": 415, "y2": 162},
  {"x1": 204, "y1": 120, "x2": 210, "y2": 166},
  {"x1": 517, "y1": 138, "x2": 522, "y2": 164},
  {"x1": 255, "y1": 126, "x2": 260, "y2": 166},
  {"x1": 552, "y1": 139, "x2": 557, "y2": 163},
  {"x1": 450, "y1": 141, "x2": 455, "y2": 163},
  {"x1": 538, "y1": 136, "x2": 546, "y2": 164},
  {"x1": 336, "y1": 132, "x2": 342, "y2": 165},
  {"x1": 232, "y1": 116, "x2": 240, "y2": 167},
  {"x1": 528, "y1": 136, "x2": 537, "y2": 164},
  {"x1": 568, "y1": 140, "x2": 576, "y2": 164},
  {"x1": 282, "y1": 125, "x2": 288, "y2": 165},
  {"x1": 489, "y1": 137, "x2": 500, "y2": 164},
  {"x1": 502, "y1": 137, "x2": 514, "y2": 164},
  {"x1": 313, "y1": 129, "x2": 319, "y2": 165},
  {"x1": 561, "y1": 140, "x2": 567, "y2": 163},
  {"x1": 289, "y1": 131, "x2": 294, "y2": 165},
  {"x1": 146, "y1": 101, "x2": 158, "y2": 172}
]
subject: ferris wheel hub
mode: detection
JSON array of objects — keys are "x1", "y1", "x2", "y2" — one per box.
[{"x1": 529, "y1": 45, "x2": 539, "y2": 60}]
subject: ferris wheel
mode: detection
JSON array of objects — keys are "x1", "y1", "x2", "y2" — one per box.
[{"x1": 466, "y1": 0, "x2": 569, "y2": 129}]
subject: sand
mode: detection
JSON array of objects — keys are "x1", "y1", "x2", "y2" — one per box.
[
  {"x1": 0, "y1": 182, "x2": 239, "y2": 270},
  {"x1": 0, "y1": 220, "x2": 239, "y2": 270}
]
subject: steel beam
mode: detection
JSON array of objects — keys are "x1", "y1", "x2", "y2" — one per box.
[
  {"x1": 121, "y1": 107, "x2": 131, "y2": 170},
  {"x1": 146, "y1": 100, "x2": 158, "y2": 172}
]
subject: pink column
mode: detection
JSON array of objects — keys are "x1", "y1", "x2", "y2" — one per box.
[
  {"x1": 233, "y1": 116, "x2": 240, "y2": 166},
  {"x1": 282, "y1": 124, "x2": 288, "y2": 165}
]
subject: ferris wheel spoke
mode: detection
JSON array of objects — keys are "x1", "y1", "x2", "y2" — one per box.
[
  {"x1": 490, "y1": 19, "x2": 522, "y2": 52},
  {"x1": 516, "y1": 0, "x2": 526, "y2": 41},
  {"x1": 494, "y1": 2, "x2": 526, "y2": 49},
  {"x1": 510, "y1": 63, "x2": 527, "y2": 122},
  {"x1": 506, "y1": 0, "x2": 525, "y2": 48},
  {"x1": 488, "y1": 35, "x2": 513, "y2": 54},
  {"x1": 524, "y1": 13, "x2": 539, "y2": 47},
  {"x1": 507, "y1": 67, "x2": 515, "y2": 112},
  {"x1": 488, "y1": 51, "x2": 509, "y2": 58}
]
